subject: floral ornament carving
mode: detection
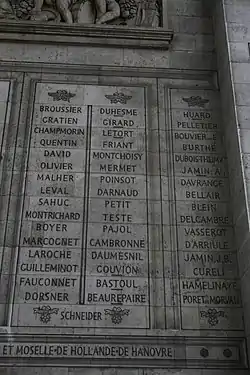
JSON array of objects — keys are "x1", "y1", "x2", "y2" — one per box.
[
  {"x1": 104, "y1": 306, "x2": 130, "y2": 324},
  {"x1": 33, "y1": 305, "x2": 59, "y2": 323},
  {"x1": 182, "y1": 96, "x2": 209, "y2": 108},
  {"x1": 223, "y1": 348, "x2": 233, "y2": 358},
  {"x1": 48, "y1": 89, "x2": 76, "y2": 102},
  {"x1": 200, "y1": 308, "x2": 226, "y2": 327},
  {"x1": 105, "y1": 91, "x2": 132, "y2": 104},
  {"x1": 119, "y1": 0, "x2": 137, "y2": 19},
  {"x1": 200, "y1": 348, "x2": 209, "y2": 358}
]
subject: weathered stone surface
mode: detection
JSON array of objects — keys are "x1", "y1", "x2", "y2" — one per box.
[
  {"x1": 0, "y1": 0, "x2": 162, "y2": 26},
  {"x1": 0, "y1": 77, "x2": 245, "y2": 371},
  {"x1": 214, "y1": 0, "x2": 250, "y2": 363},
  {"x1": 0, "y1": 0, "x2": 249, "y2": 374}
]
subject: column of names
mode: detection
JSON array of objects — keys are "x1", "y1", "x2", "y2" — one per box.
[
  {"x1": 83, "y1": 86, "x2": 150, "y2": 328},
  {"x1": 170, "y1": 89, "x2": 243, "y2": 330},
  {"x1": 13, "y1": 83, "x2": 89, "y2": 326}
]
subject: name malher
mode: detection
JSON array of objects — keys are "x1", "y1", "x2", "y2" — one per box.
[{"x1": 37, "y1": 173, "x2": 74, "y2": 182}]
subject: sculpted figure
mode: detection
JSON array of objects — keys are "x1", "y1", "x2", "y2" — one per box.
[
  {"x1": 1, "y1": 0, "x2": 161, "y2": 26},
  {"x1": 93, "y1": 0, "x2": 120, "y2": 24},
  {"x1": 29, "y1": 0, "x2": 120, "y2": 24},
  {"x1": 30, "y1": 0, "x2": 73, "y2": 22}
]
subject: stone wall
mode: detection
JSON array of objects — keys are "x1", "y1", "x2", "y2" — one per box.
[
  {"x1": 213, "y1": 0, "x2": 250, "y2": 359},
  {"x1": 0, "y1": 0, "x2": 215, "y2": 71},
  {"x1": 167, "y1": 0, "x2": 215, "y2": 64},
  {"x1": 0, "y1": 0, "x2": 249, "y2": 374}
]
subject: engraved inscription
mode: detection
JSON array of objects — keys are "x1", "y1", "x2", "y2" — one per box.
[
  {"x1": 12, "y1": 84, "x2": 149, "y2": 329},
  {"x1": 170, "y1": 89, "x2": 243, "y2": 330},
  {"x1": 82, "y1": 87, "x2": 149, "y2": 328}
]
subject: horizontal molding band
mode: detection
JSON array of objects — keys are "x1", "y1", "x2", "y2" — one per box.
[{"x1": 0, "y1": 21, "x2": 173, "y2": 50}]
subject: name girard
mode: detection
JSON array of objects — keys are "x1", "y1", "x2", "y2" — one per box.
[{"x1": 102, "y1": 119, "x2": 134, "y2": 127}]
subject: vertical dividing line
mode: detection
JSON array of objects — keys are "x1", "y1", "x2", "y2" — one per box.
[
  {"x1": 0, "y1": 80, "x2": 12, "y2": 280},
  {"x1": 157, "y1": 80, "x2": 167, "y2": 329},
  {"x1": 80, "y1": 104, "x2": 92, "y2": 304},
  {"x1": 144, "y1": 88, "x2": 151, "y2": 329},
  {"x1": 0, "y1": 80, "x2": 10, "y2": 157},
  {"x1": 6, "y1": 76, "x2": 35, "y2": 326},
  {"x1": 169, "y1": 89, "x2": 181, "y2": 330}
]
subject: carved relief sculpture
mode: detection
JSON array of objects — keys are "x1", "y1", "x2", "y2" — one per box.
[
  {"x1": 94, "y1": 0, "x2": 120, "y2": 24},
  {"x1": 0, "y1": 0, "x2": 161, "y2": 26}
]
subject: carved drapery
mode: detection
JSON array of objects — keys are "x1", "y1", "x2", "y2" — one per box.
[{"x1": 0, "y1": 0, "x2": 162, "y2": 27}]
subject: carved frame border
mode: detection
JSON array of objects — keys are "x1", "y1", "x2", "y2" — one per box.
[{"x1": 0, "y1": 21, "x2": 173, "y2": 49}]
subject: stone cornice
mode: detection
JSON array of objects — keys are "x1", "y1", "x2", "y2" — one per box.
[{"x1": 0, "y1": 21, "x2": 173, "y2": 49}]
